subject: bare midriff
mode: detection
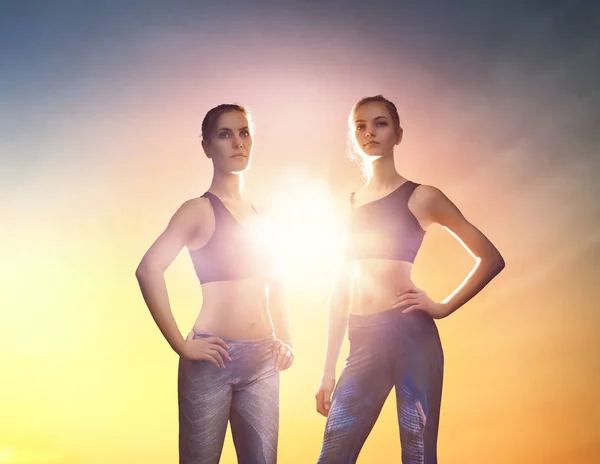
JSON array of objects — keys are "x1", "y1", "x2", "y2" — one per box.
[
  {"x1": 193, "y1": 277, "x2": 273, "y2": 340},
  {"x1": 350, "y1": 259, "x2": 415, "y2": 315}
]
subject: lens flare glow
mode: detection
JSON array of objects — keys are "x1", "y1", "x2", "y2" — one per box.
[{"x1": 259, "y1": 167, "x2": 340, "y2": 281}]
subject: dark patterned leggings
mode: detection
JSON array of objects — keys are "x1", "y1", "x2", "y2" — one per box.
[
  {"x1": 178, "y1": 330, "x2": 279, "y2": 464},
  {"x1": 318, "y1": 309, "x2": 444, "y2": 464}
]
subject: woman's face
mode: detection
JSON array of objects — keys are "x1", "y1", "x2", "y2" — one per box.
[
  {"x1": 351, "y1": 102, "x2": 401, "y2": 159},
  {"x1": 203, "y1": 110, "x2": 253, "y2": 173}
]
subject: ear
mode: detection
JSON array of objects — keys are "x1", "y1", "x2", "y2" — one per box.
[
  {"x1": 396, "y1": 127, "x2": 403, "y2": 145},
  {"x1": 201, "y1": 139, "x2": 212, "y2": 159}
]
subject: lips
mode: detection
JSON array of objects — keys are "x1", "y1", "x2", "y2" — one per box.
[{"x1": 364, "y1": 141, "x2": 380, "y2": 147}]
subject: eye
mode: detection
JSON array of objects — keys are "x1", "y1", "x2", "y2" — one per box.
[
  {"x1": 240, "y1": 130, "x2": 250, "y2": 137},
  {"x1": 219, "y1": 132, "x2": 230, "y2": 138},
  {"x1": 376, "y1": 121, "x2": 388, "y2": 127},
  {"x1": 356, "y1": 124, "x2": 366, "y2": 131}
]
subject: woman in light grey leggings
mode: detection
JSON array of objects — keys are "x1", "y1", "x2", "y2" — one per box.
[
  {"x1": 179, "y1": 330, "x2": 281, "y2": 463},
  {"x1": 136, "y1": 104, "x2": 294, "y2": 463}
]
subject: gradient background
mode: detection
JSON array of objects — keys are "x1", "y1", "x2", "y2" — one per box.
[{"x1": 2, "y1": 1, "x2": 599, "y2": 463}]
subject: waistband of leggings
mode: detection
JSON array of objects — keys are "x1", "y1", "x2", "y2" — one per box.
[
  {"x1": 348, "y1": 307, "x2": 431, "y2": 328},
  {"x1": 192, "y1": 328, "x2": 276, "y2": 346}
]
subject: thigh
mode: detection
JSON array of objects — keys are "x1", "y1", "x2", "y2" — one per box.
[
  {"x1": 230, "y1": 371, "x2": 280, "y2": 464},
  {"x1": 395, "y1": 332, "x2": 444, "y2": 464},
  {"x1": 178, "y1": 357, "x2": 232, "y2": 464},
  {"x1": 318, "y1": 354, "x2": 394, "y2": 463}
]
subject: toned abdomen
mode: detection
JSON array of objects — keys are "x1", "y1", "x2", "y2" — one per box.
[
  {"x1": 350, "y1": 259, "x2": 415, "y2": 315},
  {"x1": 193, "y1": 277, "x2": 272, "y2": 340}
]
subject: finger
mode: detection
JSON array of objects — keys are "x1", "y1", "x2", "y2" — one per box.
[
  {"x1": 277, "y1": 343, "x2": 290, "y2": 370},
  {"x1": 396, "y1": 287, "x2": 419, "y2": 296},
  {"x1": 208, "y1": 349, "x2": 225, "y2": 368},
  {"x1": 393, "y1": 292, "x2": 420, "y2": 302},
  {"x1": 274, "y1": 352, "x2": 283, "y2": 372},
  {"x1": 391, "y1": 296, "x2": 419, "y2": 309},
  {"x1": 272, "y1": 340, "x2": 283, "y2": 357},
  {"x1": 278, "y1": 349, "x2": 288, "y2": 371},
  {"x1": 277, "y1": 346, "x2": 288, "y2": 371},
  {"x1": 285, "y1": 351, "x2": 294, "y2": 369},
  {"x1": 316, "y1": 402, "x2": 324, "y2": 416},
  {"x1": 200, "y1": 353, "x2": 221, "y2": 368},
  {"x1": 315, "y1": 391, "x2": 326, "y2": 416},
  {"x1": 324, "y1": 390, "x2": 332, "y2": 411},
  {"x1": 210, "y1": 344, "x2": 232, "y2": 362},
  {"x1": 208, "y1": 336, "x2": 230, "y2": 350},
  {"x1": 402, "y1": 304, "x2": 422, "y2": 314},
  {"x1": 391, "y1": 294, "x2": 419, "y2": 305},
  {"x1": 281, "y1": 352, "x2": 293, "y2": 370}
]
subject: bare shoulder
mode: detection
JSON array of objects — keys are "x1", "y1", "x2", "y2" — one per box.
[
  {"x1": 410, "y1": 184, "x2": 448, "y2": 207},
  {"x1": 169, "y1": 197, "x2": 211, "y2": 225},
  {"x1": 167, "y1": 196, "x2": 216, "y2": 245},
  {"x1": 409, "y1": 184, "x2": 460, "y2": 229}
]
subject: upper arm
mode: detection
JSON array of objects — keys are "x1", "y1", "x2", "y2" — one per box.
[
  {"x1": 410, "y1": 185, "x2": 503, "y2": 262},
  {"x1": 329, "y1": 224, "x2": 354, "y2": 311},
  {"x1": 137, "y1": 198, "x2": 210, "y2": 274},
  {"x1": 332, "y1": 258, "x2": 354, "y2": 295}
]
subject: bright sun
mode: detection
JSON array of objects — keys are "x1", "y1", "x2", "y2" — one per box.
[{"x1": 252, "y1": 168, "x2": 343, "y2": 282}]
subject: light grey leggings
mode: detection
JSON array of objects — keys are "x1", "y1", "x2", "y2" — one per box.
[{"x1": 178, "y1": 330, "x2": 280, "y2": 464}]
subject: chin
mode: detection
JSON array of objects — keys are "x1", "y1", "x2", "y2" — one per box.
[
  {"x1": 227, "y1": 156, "x2": 251, "y2": 171},
  {"x1": 360, "y1": 148, "x2": 383, "y2": 158},
  {"x1": 231, "y1": 161, "x2": 251, "y2": 174}
]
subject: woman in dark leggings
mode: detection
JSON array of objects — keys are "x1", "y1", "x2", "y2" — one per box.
[
  {"x1": 136, "y1": 104, "x2": 294, "y2": 464},
  {"x1": 315, "y1": 95, "x2": 505, "y2": 463}
]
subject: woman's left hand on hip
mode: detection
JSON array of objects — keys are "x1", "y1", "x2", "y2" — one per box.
[
  {"x1": 391, "y1": 287, "x2": 449, "y2": 319},
  {"x1": 272, "y1": 339, "x2": 294, "y2": 372}
]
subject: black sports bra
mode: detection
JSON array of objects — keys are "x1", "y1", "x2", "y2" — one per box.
[
  {"x1": 189, "y1": 192, "x2": 271, "y2": 283},
  {"x1": 346, "y1": 181, "x2": 426, "y2": 263}
]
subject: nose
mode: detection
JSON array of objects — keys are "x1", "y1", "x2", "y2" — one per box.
[{"x1": 233, "y1": 136, "x2": 244, "y2": 148}]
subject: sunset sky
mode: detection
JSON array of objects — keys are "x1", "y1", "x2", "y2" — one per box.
[{"x1": 2, "y1": 1, "x2": 599, "y2": 463}]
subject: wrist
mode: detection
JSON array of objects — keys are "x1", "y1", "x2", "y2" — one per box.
[
  {"x1": 322, "y1": 369, "x2": 336, "y2": 381},
  {"x1": 437, "y1": 302, "x2": 454, "y2": 318},
  {"x1": 172, "y1": 336, "x2": 187, "y2": 356}
]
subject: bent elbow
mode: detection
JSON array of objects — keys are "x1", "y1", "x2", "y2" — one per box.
[
  {"x1": 497, "y1": 255, "x2": 506, "y2": 272},
  {"x1": 135, "y1": 264, "x2": 148, "y2": 281},
  {"x1": 488, "y1": 252, "x2": 505, "y2": 276},
  {"x1": 135, "y1": 260, "x2": 163, "y2": 281}
]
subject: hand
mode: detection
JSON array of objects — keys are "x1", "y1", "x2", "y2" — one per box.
[
  {"x1": 391, "y1": 287, "x2": 449, "y2": 319},
  {"x1": 315, "y1": 375, "x2": 336, "y2": 417},
  {"x1": 272, "y1": 339, "x2": 294, "y2": 372},
  {"x1": 180, "y1": 332, "x2": 232, "y2": 368}
]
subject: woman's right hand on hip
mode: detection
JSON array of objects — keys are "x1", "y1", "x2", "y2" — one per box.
[
  {"x1": 180, "y1": 332, "x2": 231, "y2": 368},
  {"x1": 315, "y1": 376, "x2": 336, "y2": 417}
]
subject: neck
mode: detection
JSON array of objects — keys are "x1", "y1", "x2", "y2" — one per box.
[
  {"x1": 366, "y1": 153, "x2": 403, "y2": 189},
  {"x1": 209, "y1": 170, "x2": 244, "y2": 200}
]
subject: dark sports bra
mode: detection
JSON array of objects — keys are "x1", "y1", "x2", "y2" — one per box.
[
  {"x1": 346, "y1": 181, "x2": 426, "y2": 263},
  {"x1": 189, "y1": 192, "x2": 270, "y2": 284}
]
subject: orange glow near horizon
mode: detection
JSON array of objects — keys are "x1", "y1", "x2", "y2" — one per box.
[{"x1": 3, "y1": 145, "x2": 598, "y2": 463}]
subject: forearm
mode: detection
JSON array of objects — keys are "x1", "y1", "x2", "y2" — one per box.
[
  {"x1": 268, "y1": 282, "x2": 293, "y2": 347},
  {"x1": 440, "y1": 253, "x2": 505, "y2": 316},
  {"x1": 135, "y1": 267, "x2": 185, "y2": 355},
  {"x1": 323, "y1": 303, "x2": 350, "y2": 379}
]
